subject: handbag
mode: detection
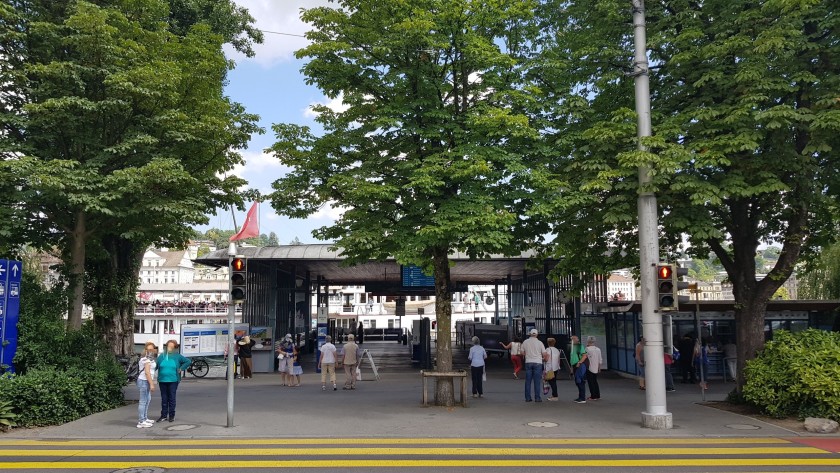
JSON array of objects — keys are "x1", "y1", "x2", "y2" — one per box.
[{"x1": 545, "y1": 349, "x2": 555, "y2": 380}]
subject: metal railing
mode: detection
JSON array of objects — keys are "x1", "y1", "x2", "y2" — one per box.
[{"x1": 135, "y1": 306, "x2": 242, "y2": 315}]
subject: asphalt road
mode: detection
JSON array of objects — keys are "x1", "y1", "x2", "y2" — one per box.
[{"x1": 1, "y1": 437, "x2": 839, "y2": 472}]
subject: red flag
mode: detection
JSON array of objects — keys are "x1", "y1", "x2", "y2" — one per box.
[{"x1": 229, "y1": 202, "x2": 260, "y2": 242}]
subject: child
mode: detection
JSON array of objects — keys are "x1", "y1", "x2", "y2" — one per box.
[{"x1": 290, "y1": 346, "x2": 303, "y2": 386}]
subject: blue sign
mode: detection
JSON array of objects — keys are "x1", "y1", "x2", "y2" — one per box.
[
  {"x1": 401, "y1": 265, "x2": 435, "y2": 287},
  {"x1": 0, "y1": 259, "x2": 22, "y2": 373}
]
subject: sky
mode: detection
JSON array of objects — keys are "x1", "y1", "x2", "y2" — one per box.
[{"x1": 197, "y1": 0, "x2": 340, "y2": 245}]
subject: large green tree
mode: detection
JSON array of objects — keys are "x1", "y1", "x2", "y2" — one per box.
[
  {"x1": 269, "y1": 0, "x2": 541, "y2": 405},
  {"x1": 1, "y1": 0, "x2": 259, "y2": 352},
  {"x1": 529, "y1": 0, "x2": 840, "y2": 389}
]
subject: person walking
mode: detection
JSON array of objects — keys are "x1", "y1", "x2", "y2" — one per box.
[
  {"x1": 544, "y1": 338, "x2": 562, "y2": 401},
  {"x1": 499, "y1": 337, "x2": 523, "y2": 379},
  {"x1": 341, "y1": 334, "x2": 360, "y2": 390},
  {"x1": 356, "y1": 322, "x2": 365, "y2": 344},
  {"x1": 664, "y1": 348, "x2": 676, "y2": 392},
  {"x1": 569, "y1": 335, "x2": 589, "y2": 403},
  {"x1": 468, "y1": 336, "x2": 488, "y2": 398},
  {"x1": 634, "y1": 337, "x2": 646, "y2": 390},
  {"x1": 678, "y1": 333, "x2": 698, "y2": 384},
  {"x1": 156, "y1": 339, "x2": 191, "y2": 423},
  {"x1": 318, "y1": 335, "x2": 338, "y2": 391},
  {"x1": 136, "y1": 340, "x2": 157, "y2": 428},
  {"x1": 238, "y1": 336, "x2": 256, "y2": 379},
  {"x1": 585, "y1": 336, "x2": 602, "y2": 401},
  {"x1": 521, "y1": 328, "x2": 547, "y2": 402}
]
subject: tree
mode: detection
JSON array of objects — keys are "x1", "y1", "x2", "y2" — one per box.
[
  {"x1": 289, "y1": 236, "x2": 303, "y2": 246},
  {"x1": 266, "y1": 232, "x2": 279, "y2": 247},
  {"x1": 528, "y1": 0, "x2": 840, "y2": 390},
  {"x1": 799, "y1": 242, "x2": 840, "y2": 300},
  {"x1": 1, "y1": 0, "x2": 259, "y2": 351},
  {"x1": 269, "y1": 0, "x2": 542, "y2": 405}
]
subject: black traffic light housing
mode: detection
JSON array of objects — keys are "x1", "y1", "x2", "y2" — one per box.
[
  {"x1": 674, "y1": 265, "x2": 691, "y2": 306},
  {"x1": 657, "y1": 264, "x2": 676, "y2": 311},
  {"x1": 231, "y1": 257, "x2": 247, "y2": 303}
]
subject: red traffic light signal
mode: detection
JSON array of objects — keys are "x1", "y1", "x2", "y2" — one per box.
[
  {"x1": 232, "y1": 258, "x2": 245, "y2": 271},
  {"x1": 230, "y1": 257, "x2": 247, "y2": 303},
  {"x1": 657, "y1": 264, "x2": 676, "y2": 310}
]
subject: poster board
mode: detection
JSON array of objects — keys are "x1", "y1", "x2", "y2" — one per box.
[{"x1": 180, "y1": 323, "x2": 249, "y2": 356}]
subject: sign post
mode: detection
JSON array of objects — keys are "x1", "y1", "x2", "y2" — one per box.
[{"x1": 0, "y1": 259, "x2": 22, "y2": 373}]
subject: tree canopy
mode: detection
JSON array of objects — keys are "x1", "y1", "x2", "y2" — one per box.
[
  {"x1": 1, "y1": 0, "x2": 260, "y2": 351},
  {"x1": 527, "y1": 0, "x2": 840, "y2": 387},
  {"x1": 269, "y1": 0, "x2": 543, "y2": 405}
]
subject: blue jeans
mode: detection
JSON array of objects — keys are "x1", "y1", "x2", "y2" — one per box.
[
  {"x1": 159, "y1": 381, "x2": 179, "y2": 419},
  {"x1": 524, "y1": 363, "x2": 542, "y2": 401},
  {"x1": 137, "y1": 379, "x2": 151, "y2": 422}
]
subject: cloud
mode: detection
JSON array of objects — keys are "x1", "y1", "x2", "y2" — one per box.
[
  {"x1": 227, "y1": 149, "x2": 291, "y2": 191},
  {"x1": 230, "y1": 0, "x2": 332, "y2": 67},
  {"x1": 303, "y1": 93, "x2": 350, "y2": 118},
  {"x1": 312, "y1": 202, "x2": 347, "y2": 221}
]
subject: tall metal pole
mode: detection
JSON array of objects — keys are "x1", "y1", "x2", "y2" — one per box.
[
  {"x1": 632, "y1": 0, "x2": 672, "y2": 429},
  {"x1": 226, "y1": 243, "x2": 236, "y2": 427}
]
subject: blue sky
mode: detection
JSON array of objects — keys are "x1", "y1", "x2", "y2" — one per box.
[{"x1": 198, "y1": 1, "x2": 341, "y2": 245}]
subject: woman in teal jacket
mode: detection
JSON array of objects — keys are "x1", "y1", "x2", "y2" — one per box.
[{"x1": 156, "y1": 339, "x2": 192, "y2": 422}]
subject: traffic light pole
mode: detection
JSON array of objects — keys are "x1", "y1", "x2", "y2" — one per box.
[
  {"x1": 226, "y1": 243, "x2": 236, "y2": 428},
  {"x1": 632, "y1": 0, "x2": 672, "y2": 429}
]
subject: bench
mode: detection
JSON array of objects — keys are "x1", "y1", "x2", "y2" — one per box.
[{"x1": 420, "y1": 370, "x2": 468, "y2": 407}]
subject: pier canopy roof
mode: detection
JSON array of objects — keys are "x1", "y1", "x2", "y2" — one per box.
[{"x1": 195, "y1": 244, "x2": 540, "y2": 288}]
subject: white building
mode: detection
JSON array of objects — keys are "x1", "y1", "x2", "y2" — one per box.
[
  {"x1": 139, "y1": 249, "x2": 194, "y2": 285},
  {"x1": 607, "y1": 273, "x2": 637, "y2": 301}
]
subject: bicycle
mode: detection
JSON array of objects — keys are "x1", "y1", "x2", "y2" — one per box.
[
  {"x1": 117, "y1": 353, "x2": 140, "y2": 383},
  {"x1": 186, "y1": 357, "x2": 210, "y2": 378}
]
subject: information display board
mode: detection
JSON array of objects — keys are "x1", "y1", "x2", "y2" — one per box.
[
  {"x1": 401, "y1": 265, "x2": 435, "y2": 287},
  {"x1": 180, "y1": 323, "x2": 249, "y2": 356}
]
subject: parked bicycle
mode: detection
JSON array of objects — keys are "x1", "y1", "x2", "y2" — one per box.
[
  {"x1": 186, "y1": 357, "x2": 210, "y2": 378},
  {"x1": 117, "y1": 353, "x2": 140, "y2": 383}
]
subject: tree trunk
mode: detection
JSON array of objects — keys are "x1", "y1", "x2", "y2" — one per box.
[
  {"x1": 733, "y1": 296, "x2": 767, "y2": 390},
  {"x1": 67, "y1": 211, "x2": 87, "y2": 330},
  {"x1": 89, "y1": 236, "x2": 143, "y2": 356},
  {"x1": 432, "y1": 246, "x2": 454, "y2": 406}
]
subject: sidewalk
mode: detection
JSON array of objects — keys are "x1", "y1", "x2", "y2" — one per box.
[{"x1": 3, "y1": 367, "x2": 813, "y2": 440}]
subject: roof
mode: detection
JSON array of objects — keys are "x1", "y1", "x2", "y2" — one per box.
[
  {"x1": 144, "y1": 250, "x2": 192, "y2": 269},
  {"x1": 195, "y1": 244, "x2": 542, "y2": 285},
  {"x1": 601, "y1": 299, "x2": 840, "y2": 313}
]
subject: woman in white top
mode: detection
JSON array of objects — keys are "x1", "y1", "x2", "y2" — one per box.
[
  {"x1": 500, "y1": 337, "x2": 523, "y2": 379},
  {"x1": 468, "y1": 336, "x2": 488, "y2": 398},
  {"x1": 544, "y1": 338, "x2": 563, "y2": 401},
  {"x1": 136, "y1": 341, "x2": 157, "y2": 428}
]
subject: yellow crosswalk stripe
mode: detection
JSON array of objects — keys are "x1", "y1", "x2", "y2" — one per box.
[
  {"x1": 0, "y1": 437, "x2": 793, "y2": 447},
  {"x1": 0, "y1": 446, "x2": 826, "y2": 457},
  {"x1": 2, "y1": 459, "x2": 840, "y2": 469}
]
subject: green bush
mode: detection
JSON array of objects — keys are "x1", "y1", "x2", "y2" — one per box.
[
  {"x1": 0, "y1": 365, "x2": 124, "y2": 427},
  {"x1": 0, "y1": 273, "x2": 125, "y2": 428},
  {"x1": 0, "y1": 398, "x2": 18, "y2": 430},
  {"x1": 743, "y1": 329, "x2": 840, "y2": 420}
]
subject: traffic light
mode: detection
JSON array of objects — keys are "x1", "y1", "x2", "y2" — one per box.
[
  {"x1": 674, "y1": 265, "x2": 691, "y2": 306},
  {"x1": 230, "y1": 257, "x2": 246, "y2": 303},
  {"x1": 657, "y1": 264, "x2": 676, "y2": 311}
]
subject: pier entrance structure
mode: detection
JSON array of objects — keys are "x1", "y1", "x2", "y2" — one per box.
[{"x1": 195, "y1": 244, "x2": 609, "y2": 358}]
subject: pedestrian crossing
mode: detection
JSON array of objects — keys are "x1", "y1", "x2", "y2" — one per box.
[{"x1": 0, "y1": 437, "x2": 837, "y2": 470}]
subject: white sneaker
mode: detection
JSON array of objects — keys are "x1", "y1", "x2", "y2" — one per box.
[
  {"x1": 144, "y1": 419, "x2": 155, "y2": 424},
  {"x1": 136, "y1": 421, "x2": 152, "y2": 428}
]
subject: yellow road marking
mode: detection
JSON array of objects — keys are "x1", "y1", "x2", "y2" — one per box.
[
  {"x1": 2, "y1": 459, "x2": 840, "y2": 469},
  {"x1": 0, "y1": 447, "x2": 825, "y2": 457},
  {"x1": 0, "y1": 437, "x2": 793, "y2": 447}
]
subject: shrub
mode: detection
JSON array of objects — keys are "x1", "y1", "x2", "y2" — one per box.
[
  {"x1": 0, "y1": 273, "x2": 125, "y2": 428},
  {"x1": 0, "y1": 398, "x2": 17, "y2": 430},
  {"x1": 743, "y1": 329, "x2": 840, "y2": 420},
  {"x1": 0, "y1": 365, "x2": 124, "y2": 427}
]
